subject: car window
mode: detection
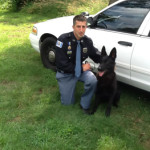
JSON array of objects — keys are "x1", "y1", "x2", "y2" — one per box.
[{"x1": 94, "y1": 0, "x2": 150, "y2": 34}]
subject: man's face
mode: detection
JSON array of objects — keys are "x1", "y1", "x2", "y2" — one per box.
[{"x1": 73, "y1": 20, "x2": 87, "y2": 40}]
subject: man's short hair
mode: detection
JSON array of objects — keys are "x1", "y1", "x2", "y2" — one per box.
[{"x1": 73, "y1": 15, "x2": 87, "y2": 26}]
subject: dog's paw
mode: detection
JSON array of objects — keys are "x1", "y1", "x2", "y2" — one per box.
[
  {"x1": 90, "y1": 111, "x2": 95, "y2": 115},
  {"x1": 105, "y1": 110, "x2": 111, "y2": 117},
  {"x1": 113, "y1": 103, "x2": 118, "y2": 108}
]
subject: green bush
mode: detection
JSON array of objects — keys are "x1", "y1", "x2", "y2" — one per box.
[{"x1": 0, "y1": 0, "x2": 34, "y2": 11}]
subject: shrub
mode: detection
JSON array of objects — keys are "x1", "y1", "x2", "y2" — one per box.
[{"x1": 0, "y1": 0, "x2": 34, "y2": 11}]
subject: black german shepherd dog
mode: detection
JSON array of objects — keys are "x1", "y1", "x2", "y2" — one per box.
[{"x1": 91, "y1": 46, "x2": 120, "y2": 117}]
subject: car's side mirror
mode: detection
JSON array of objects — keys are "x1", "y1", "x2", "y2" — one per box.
[{"x1": 87, "y1": 17, "x2": 95, "y2": 27}]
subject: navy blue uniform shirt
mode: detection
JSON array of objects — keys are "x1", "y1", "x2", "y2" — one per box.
[{"x1": 55, "y1": 32, "x2": 101, "y2": 74}]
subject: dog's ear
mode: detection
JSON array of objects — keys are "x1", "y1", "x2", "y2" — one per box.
[
  {"x1": 109, "y1": 48, "x2": 116, "y2": 60},
  {"x1": 101, "y1": 46, "x2": 107, "y2": 56}
]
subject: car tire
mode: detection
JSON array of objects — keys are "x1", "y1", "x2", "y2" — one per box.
[{"x1": 40, "y1": 37, "x2": 57, "y2": 71}]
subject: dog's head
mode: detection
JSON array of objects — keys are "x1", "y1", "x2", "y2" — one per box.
[{"x1": 98, "y1": 46, "x2": 117, "y2": 77}]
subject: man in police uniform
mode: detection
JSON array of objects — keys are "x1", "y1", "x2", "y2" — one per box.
[{"x1": 55, "y1": 15, "x2": 101, "y2": 115}]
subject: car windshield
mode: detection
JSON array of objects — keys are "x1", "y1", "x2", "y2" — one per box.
[{"x1": 93, "y1": 0, "x2": 150, "y2": 34}]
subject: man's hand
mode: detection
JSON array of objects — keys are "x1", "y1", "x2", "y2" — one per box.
[{"x1": 82, "y1": 63, "x2": 91, "y2": 71}]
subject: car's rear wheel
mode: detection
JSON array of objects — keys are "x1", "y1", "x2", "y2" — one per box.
[{"x1": 40, "y1": 37, "x2": 57, "y2": 71}]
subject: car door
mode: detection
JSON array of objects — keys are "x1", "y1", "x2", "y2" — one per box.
[
  {"x1": 86, "y1": 27, "x2": 139, "y2": 85},
  {"x1": 131, "y1": 15, "x2": 150, "y2": 92},
  {"x1": 86, "y1": 0, "x2": 150, "y2": 86}
]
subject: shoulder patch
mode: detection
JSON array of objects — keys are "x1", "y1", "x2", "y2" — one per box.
[{"x1": 56, "y1": 40, "x2": 63, "y2": 48}]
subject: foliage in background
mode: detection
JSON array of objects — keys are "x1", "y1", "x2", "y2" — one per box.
[
  {"x1": 0, "y1": 0, "x2": 109, "y2": 15},
  {"x1": 20, "y1": 0, "x2": 109, "y2": 16},
  {"x1": 0, "y1": 0, "x2": 34, "y2": 11}
]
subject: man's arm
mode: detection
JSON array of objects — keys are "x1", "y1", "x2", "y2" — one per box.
[
  {"x1": 88, "y1": 38, "x2": 102, "y2": 63},
  {"x1": 55, "y1": 37, "x2": 75, "y2": 73}
]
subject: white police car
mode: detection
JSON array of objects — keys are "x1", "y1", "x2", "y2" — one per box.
[{"x1": 29, "y1": 0, "x2": 150, "y2": 92}]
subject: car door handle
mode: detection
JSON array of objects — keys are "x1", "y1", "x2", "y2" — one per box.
[{"x1": 118, "y1": 41, "x2": 132, "y2": 46}]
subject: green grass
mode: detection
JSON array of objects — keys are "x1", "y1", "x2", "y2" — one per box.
[{"x1": 0, "y1": 0, "x2": 150, "y2": 149}]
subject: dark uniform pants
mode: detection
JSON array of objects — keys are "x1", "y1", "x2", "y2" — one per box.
[{"x1": 56, "y1": 71, "x2": 97, "y2": 109}]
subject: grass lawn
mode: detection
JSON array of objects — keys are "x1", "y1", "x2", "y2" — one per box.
[{"x1": 0, "y1": 0, "x2": 150, "y2": 149}]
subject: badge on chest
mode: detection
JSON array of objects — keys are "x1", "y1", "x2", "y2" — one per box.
[
  {"x1": 67, "y1": 42, "x2": 72, "y2": 55},
  {"x1": 83, "y1": 47, "x2": 88, "y2": 53}
]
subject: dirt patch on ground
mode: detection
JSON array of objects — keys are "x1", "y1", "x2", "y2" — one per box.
[
  {"x1": 143, "y1": 139, "x2": 150, "y2": 150},
  {"x1": 9, "y1": 116, "x2": 21, "y2": 122}
]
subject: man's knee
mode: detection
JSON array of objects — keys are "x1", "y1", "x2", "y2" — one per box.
[{"x1": 86, "y1": 73, "x2": 97, "y2": 88}]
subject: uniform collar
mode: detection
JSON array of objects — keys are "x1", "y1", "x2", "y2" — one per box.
[{"x1": 70, "y1": 32, "x2": 84, "y2": 43}]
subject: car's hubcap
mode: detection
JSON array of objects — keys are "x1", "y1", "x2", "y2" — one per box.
[{"x1": 48, "y1": 50, "x2": 55, "y2": 63}]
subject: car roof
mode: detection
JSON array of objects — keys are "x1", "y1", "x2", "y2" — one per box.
[{"x1": 122, "y1": 0, "x2": 150, "y2": 9}]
